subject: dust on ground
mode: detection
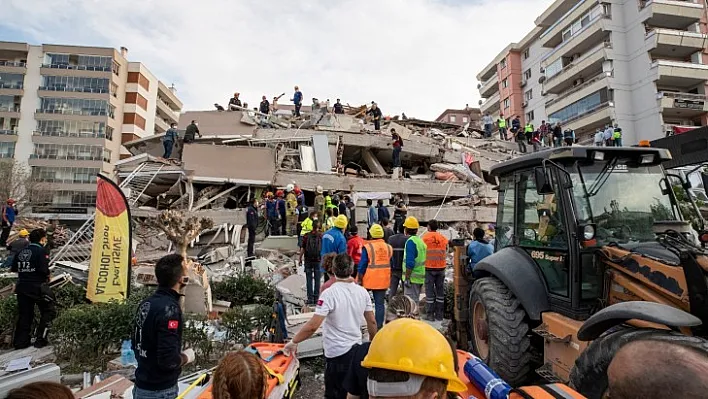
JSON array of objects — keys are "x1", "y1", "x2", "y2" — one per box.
[{"x1": 295, "y1": 357, "x2": 325, "y2": 399}]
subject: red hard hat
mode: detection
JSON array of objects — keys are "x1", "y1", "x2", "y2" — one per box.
[
  {"x1": 6, "y1": 199, "x2": 15, "y2": 204},
  {"x1": 276, "y1": 190, "x2": 284, "y2": 197}
]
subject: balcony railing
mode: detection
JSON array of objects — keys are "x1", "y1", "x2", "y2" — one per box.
[
  {"x1": 33, "y1": 130, "x2": 108, "y2": 139},
  {"x1": 39, "y1": 86, "x2": 109, "y2": 94},
  {"x1": 553, "y1": 101, "x2": 610, "y2": 126},
  {"x1": 31, "y1": 177, "x2": 97, "y2": 184},
  {"x1": 659, "y1": 91, "x2": 708, "y2": 101},
  {"x1": 0, "y1": 129, "x2": 18, "y2": 135},
  {"x1": 0, "y1": 106, "x2": 20, "y2": 112},
  {"x1": 41, "y1": 64, "x2": 111, "y2": 72},
  {"x1": 651, "y1": 59, "x2": 708, "y2": 71},
  {"x1": 0, "y1": 82, "x2": 23, "y2": 89},
  {"x1": 0, "y1": 61, "x2": 26, "y2": 67},
  {"x1": 36, "y1": 109, "x2": 112, "y2": 117},
  {"x1": 546, "y1": 72, "x2": 609, "y2": 107},
  {"x1": 541, "y1": 10, "x2": 607, "y2": 63},
  {"x1": 0, "y1": 152, "x2": 15, "y2": 159},
  {"x1": 544, "y1": 42, "x2": 609, "y2": 85},
  {"x1": 30, "y1": 154, "x2": 104, "y2": 161}
]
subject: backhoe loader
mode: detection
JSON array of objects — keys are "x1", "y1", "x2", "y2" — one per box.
[{"x1": 452, "y1": 144, "x2": 708, "y2": 399}]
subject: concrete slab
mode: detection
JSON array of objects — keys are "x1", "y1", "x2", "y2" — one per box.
[
  {"x1": 0, "y1": 364, "x2": 60, "y2": 398},
  {"x1": 312, "y1": 134, "x2": 332, "y2": 172},
  {"x1": 260, "y1": 235, "x2": 299, "y2": 252},
  {"x1": 276, "y1": 274, "x2": 307, "y2": 305},
  {"x1": 362, "y1": 148, "x2": 387, "y2": 175},
  {"x1": 300, "y1": 145, "x2": 316, "y2": 172}
]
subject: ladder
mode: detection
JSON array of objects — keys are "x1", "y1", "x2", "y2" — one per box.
[{"x1": 50, "y1": 161, "x2": 166, "y2": 266}]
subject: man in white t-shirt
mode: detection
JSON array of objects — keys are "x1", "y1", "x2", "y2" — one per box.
[{"x1": 284, "y1": 253, "x2": 378, "y2": 399}]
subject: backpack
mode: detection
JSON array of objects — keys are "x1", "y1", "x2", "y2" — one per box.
[{"x1": 305, "y1": 232, "x2": 322, "y2": 260}]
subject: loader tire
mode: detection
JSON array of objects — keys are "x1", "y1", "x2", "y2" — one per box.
[
  {"x1": 469, "y1": 277, "x2": 535, "y2": 386},
  {"x1": 570, "y1": 328, "x2": 708, "y2": 399}
]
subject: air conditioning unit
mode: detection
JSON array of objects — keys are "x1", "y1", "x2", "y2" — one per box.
[
  {"x1": 478, "y1": 100, "x2": 483, "y2": 106},
  {"x1": 477, "y1": 83, "x2": 482, "y2": 89},
  {"x1": 540, "y1": 67, "x2": 545, "y2": 74},
  {"x1": 520, "y1": 79, "x2": 527, "y2": 88},
  {"x1": 572, "y1": 53, "x2": 581, "y2": 61},
  {"x1": 538, "y1": 76, "x2": 546, "y2": 84},
  {"x1": 522, "y1": 101, "x2": 528, "y2": 107}
]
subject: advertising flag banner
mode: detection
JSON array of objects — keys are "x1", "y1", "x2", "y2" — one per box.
[{"x1": 87, "y1": 175, "x2": 131, "y2": 302}]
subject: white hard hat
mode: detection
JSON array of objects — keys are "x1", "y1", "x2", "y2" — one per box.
[
  {"x1": 316, "y1": 185, "x2": 323, "y2": 193},
  {"x1": 286, "y1": 183, "x2": 295, "y2": 192}
]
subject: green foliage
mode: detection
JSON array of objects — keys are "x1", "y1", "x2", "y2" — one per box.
[
  {"x1": 0, "y1": 277, "x2": 16, "y2": 291},
  {"x1": 54, "y1": 283, "x2": 88, "y2": 310},
  {"x1": 671, "y1": 185, "x2": 704, "y2": 231},
  {"x1": 181, "y1": 313, "x2": 216, "y2": 369},
  {"x1": 211, "y1": 274, "x2": 276, "y2": 307},
  {"x1": 0, "y1": 295, "x2": 17, "y2": 339},
  {"x1": 220, "y1": 305, "x2": 272, "y2": 345}
]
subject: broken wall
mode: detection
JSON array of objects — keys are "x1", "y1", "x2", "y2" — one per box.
[{"x1": 183, "y1": 144, "x2": 276, "y2": 184}]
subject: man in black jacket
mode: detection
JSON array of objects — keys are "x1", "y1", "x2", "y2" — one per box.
[
  {"x1": 183, "y1": 120, "x2": 201, "y2": 143},
  {"x1": 132, "y1": 254, "x2": 194, "y2": 399},
  {"x1": 12, "y1": 229, "x2": 56, "y2": 349},
  {"x1": 259, "y1": 96, "x2": 270, "y2": 114},
  {"x1": 368, "y1": 103, "x2": 383, "y2": 131},
  {"x1": 246, "y1": 198, "x2": 259, "y2": 260}
]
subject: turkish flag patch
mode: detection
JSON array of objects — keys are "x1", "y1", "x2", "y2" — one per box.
[
  {"x1": 316, "y1": 299, "x2": 323, "y2": 307},
  {"x1": 168, "y1": 320, "x2": 179, "y2": 330}
]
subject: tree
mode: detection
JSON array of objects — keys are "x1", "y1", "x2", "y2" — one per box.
[
  {"x1": 0, "y1": 160, "x2": 52, "y2": 211},
  {"x1": 145, "y1": 210, "x2": 213, "y2": 258}
]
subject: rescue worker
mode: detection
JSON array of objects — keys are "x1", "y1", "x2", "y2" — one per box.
[
  {"x1": 388, "y1": 223, "x2": 408, "y2": 299},
  {"x1": 377, "y1": 199, "x2": 390, "y2": 226},
  {"x1": 276, "y1": 190, "x2": 286, "y2": 235},
  {"x1": 46, "y1": 219, "x2": 58, "y2": 250},
  {"x1": 360, "y1": 318, "x2": 466, "y2": 399},
  {"x1": 183, "y1": 120, "x2": 201, "y2": 143},
  {"x1": 613, "y1": 123, "x2": 623, "y2": 147},
  {"x1": 324, "y1": 190, "x2": 335, "y2": 212},
  {"x1": 564, "y1": 128, "x2": 575, "y2": 146},
  {"x1": 524, "y1": 122, "x2": 534, "y2": 145},
  {"x1": 516, "y1": 122, "x2": 528, "y2": 153},
  {"x1": 285, "y1": 184, "x2": 298, "y2": 236},
  {"x1": 321, "y1": 214, "x2": 349, "y2": 283},
  {"x1": 346, "y1": 225, "x2": 365, "y2": 278},
  {"x1": 300, "y1": 221, "x2": 322, "y2": 304},
  {"x1": 402, "y1": 217, "x2": 426, "y2": 302},
  {"x1": 162, "y1": 123, "x2": 178, "y2": 158},
  {"x1": 422, "y1": 220, "x2": 448, "y2": 321},
  {"x1": 132, "y1": 254, "x2": 195, "y2": 399},
  {"x1": 0, "y1": 198, "x2": 18, "y2": 246},
  {"x1": 358, "y1": 224, "x2": 393, "y2": 328},
  {"x1": 12, "y1": 229, "x2": 56, "y2": 349},
  {"x1": 467, "y1": 227, "x2": 494, "y2": 278},
  {"x1": 324, "y1": 208, "x2": 336, "y2": 231},
  {"x1": 4, "y1": 228, "x2": 29, "y2": 268},
  {"x1": 315, "y1": 185, "x2": 326, "y2": 216},
  {"x1": 367, "y1": 199, "x2": 378, "y2": 230},
  {"x1": 299, "y1": 210, "x2": 318, "y2": 243},
  {"x1": 284, "y1": 253, "x2": 377, "y2": 399},
  {"x1": 246, "y1": 197, "x2": 258, "y2": 260},
  {"x1": 497, "y1": 114, "x2": 507, "y2": 140},
  {"x1": 265, "y1": 192, "x2": 278, "y2": 236},
  {"x1": 393, "y1": 199, "x2": 407, "y2": 234}
]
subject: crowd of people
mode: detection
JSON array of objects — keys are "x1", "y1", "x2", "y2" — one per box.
[{"x1": 481, "y1": 112, "x2": 624, "y2": 153}]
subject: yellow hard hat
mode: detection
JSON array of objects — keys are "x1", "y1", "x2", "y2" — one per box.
[
  {"x1": 402, "y1": 216, "x2": 419, "y2": 229},
  {"x1": 369, "y1": 224, "x2": 384, "y2": 239},
  {"x1": 18, "y1": 229, "x2": 29, "y2": 237},
  {"x1": 334, "y1": 214, "x2": 348, "y2": 229},
  {"x1": 361, "y1": 318, "x2": 466, "y2": 393}
]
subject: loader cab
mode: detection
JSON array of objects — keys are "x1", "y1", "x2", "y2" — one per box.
[{"x1": 491, "y1": 146, "x2": 676, "y2": 320}]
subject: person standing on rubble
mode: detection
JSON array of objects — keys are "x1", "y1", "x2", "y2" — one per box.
[
  {"x1": 391, "y1": 129, "x2": 403, "y2": 171},
  {"x1": 387, "y1": 222, "x2": 408, "y2": 299},
  {"x1": 358, "y1": 224, "x2": 393, "y2": 328},
  {"x1": 482, "y1": 112, "x2": 494, "y2": 138},
  {"x1": 299, "y1": 210, "x2": 318, "y2": 249},
  {"x1": 515, "y1": 123, "x2": 528, "y2": 153},
  {"x1": 421, "y1": 220, "x2": 448, "y2": 321},
  {"x1": 467, "y1": 228, "x2": 494, "y2": 278},
  {"x1": 132, "y1": 254, "x2": 195, "y2": 399},
  {"x1": 381, "y1": 217, "x2": 394, "y2": 242},
  {"x1": 285, "y1": 184, "x2": 298, "y2": 236},
  {"x1": 367, "y1": 199, "x2": 378, "y2": 231},
  {"x1": 333, "y1": 99, "x2": 344, "y2": 114},
  {"x1": 315, "y1": 186, "x2": 326, "y2": 216},
  {"x1": 228, "y1": 92, "x2": 242, "y2": 110},
  {"x1": 377, "y1": 199, "x2": 390, "y2": 226},
  {"x1": 347, "y1": 225, "x2": 365, "y2": 278},
  {"x1": 497, "y1": 114, "x2": 508, "y2": 140},
  {"x1": 284, "y1": 253, "x2": 378, "y2": 399},
  {"x1": 259, "y1": 96, "x2": 270, "y2": 115},
  {"x1": 321, "y1": 215, "x2": 348, "y2": 283},
  {"x1": 162, "y1": 123, "x2": 179, "y2": 159},
  {"x1": 324, "y1": 208, "x2": 335, "y2": 231},
  {"x1": 12, "y1": 229, "x2": 55, "y2": 350},
  {"x1": 402, "y1": 217, "x2": 426, "y2": 302},
  {"x1": 4, "y1": 229, "x2": 29, "y2": 268},
  {"x1": 276, "y1": 190, "x2": 287, "y2": 236},
  {"x1": 553, "y1": 122, "x2": 564, "y2": 147},
  {"x1": 246, "y1": 197, "x2": 258, "y2": 260},
  {"x1": 368, "y1": 103, "x2": 383, "y2": 131},
  {"x1": 300, "y1": 220, "x2": 323, "y2": 305},
  {"x1": 265, "y1": 192, "x2": 277, "y2": 237},
  {"x1": 291, "y1": 86, "x2": 303, "y2": 117},
  {"x1": 539, "y1": 120, "x2": 550, "y2": 146},
  {"x1": 183, "y1": 120, "x2": 201, "y2": 144},
  {"x1": 393, "y1": 199, "x2": 407, "y2": 235}
]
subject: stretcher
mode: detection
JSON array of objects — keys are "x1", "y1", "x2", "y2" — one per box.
[{"x1": 180, "y1": 343, "x2": 300, "y2": 399}]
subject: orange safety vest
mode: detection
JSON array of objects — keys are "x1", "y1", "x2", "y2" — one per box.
[
  {"x1": 510, "y1": 384, "x2": 586, "y2": 399},
  {"x1": 362, "y1": 240, "x2": 393, "y2": 290},
  {"x1": 422, "y1": 231, "x2": 448, "y2": 269}
]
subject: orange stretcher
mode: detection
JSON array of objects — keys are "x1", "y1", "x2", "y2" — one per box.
[{"x1": 194, "y1": 343, "x2": 300, "y2": 399}]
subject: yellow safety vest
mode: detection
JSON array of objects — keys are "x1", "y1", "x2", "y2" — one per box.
[{"x1": 498, "y1": 118, "x2": 506, "y2": 128}]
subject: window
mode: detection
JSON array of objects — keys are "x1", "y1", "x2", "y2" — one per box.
[
  {"x1": 503, "y1": 98, "x2": 510, "y2": 109},
  {"x1": 37, "y1": 98, "x2": 113, "y2": 117},
  {"x1": 502, "y1": 78, "x2": 508, "y2": 88},
  {"x1": 32, "y1": 144, "x2": 104, "y2": 161},
  {"x1": 500, "y1": 58, "x2": 507, "y2": 69},
  {"x1": 548, "y1": 88, "x2": 609, "y2": 125},
  {"x1": 525, "y1": 90, "x2": 533, "y2": 101},
  {"x1": 495, "y1": 175, "x2": 515, "y2": 249},
  {"x1": 0, "y1": 73, "x2": 24, "y2": 89},
  {"x1": 516, "y1": 170, "x2": 569, "y2": 297},
  {"x1": 463, "y1": 116, "x2": 469, "y2": 123},
  {"x1": 523, "y1": 49, "x2": 530, "y2": 60},
  {"x1": 450, "y1": 115, "x2": 457, "y2": 123},
  {"x1": 35, "y1": 120, "x2": 109, "y2": 138},
  {"x1": 524, "y1": 69, "x2": 532, "y2": 80},
  {"x1": 41, "y1": 76, "x2": 109, "y2": 93},
  {"x1": 526, "y1": 111, "x2": 535, "y2": 121},
  {"x1": 0, "y1": 142, "x2": 15, "y2": 158},
  {"x1": 32, "y1": 167, "x2": 99, "y2": 184}
]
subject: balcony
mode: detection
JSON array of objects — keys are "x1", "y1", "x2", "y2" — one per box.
[
  {"x1": 0, "y1": 105, "x2": 20, "y2": 118},
  {"x1": 541, "y1": 14, "x2": 609, "y2": 68},
  {"x1": 540, "y1": 0, "x2": 599, "y2": 48},
  {"x1": 0, "y1": 82, "x2": 23, "y2": 97},
  {"x1": 40, "y1": 64, "x2": 111, "y2": 79},
  {"x1": 156, "y1": 98, "x2": 179, "y2": 124},
  {"x1": 0, "y1": 128, "x2": 18, "y2": 136},
  {"x1": 659, "y1": 91, "x2": 708, "y2": 118},
  {"x1": 547, "y1": 74, "x2": 610, "y2": 115},
  {"x1": 0, "y1": 60, "x2": 27, "y2": 74},
  {"x1": 480, "y1": 92, "x2": 501, "y2": 114},
  {"x1": 647, "y1": 29, "x2": 708, "y2": 58},
  {"x1": 652, "y1": 59, "x2": 708, "y2": 88},
  {"x1": 154, "y1": 116, "x2": 170, "y2": 133},
  {"x1": 535, "y1": 0, "x2": 578, "y2": 28},
  {"x1": 565, "y1": 103, "x2": 613, "y2": 137},
  {"x1": 158, "y1": 81, "x2": 183, "y2": 111},
  {"x1": 478, "y1": 75, "x2": 499, "y2": 98},
  {"x1": 641, "y1": 0, "x2": 704, "y2": 30},
  {"x1": 543, "y1": 43, "x2": 608, "y2": 95}
]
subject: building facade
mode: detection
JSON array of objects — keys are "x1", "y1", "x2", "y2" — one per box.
[
  {"x1": 0, "y1": 41, "x2": 182, "y2": 219},
  {"x1": 477, "y1": 0, "x2": 708, "y2": 144},
  {"x1": 434, "y1": 106, "x2": 482, "y2": 128}
]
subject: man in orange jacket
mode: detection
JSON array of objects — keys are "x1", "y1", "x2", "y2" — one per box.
[
  {"x1": 422, "y1": 220, "x2": 448, "y2": 321},
  {"x1": 358, "y1": 224, "x2": 392, "y2": 328}
]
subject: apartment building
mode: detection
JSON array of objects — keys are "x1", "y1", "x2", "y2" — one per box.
[
  {"x1": 0, "y1": 41, "x2": 182, "y2": 219},
  {"x1": 477, "y1": 0, "x2": 708, "y2": 144},
  {"x1": 434, "y1": 106, "x2": 482, "y2": 128}
]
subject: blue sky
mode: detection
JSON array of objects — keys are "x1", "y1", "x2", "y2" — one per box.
[{"x1": 1, "y1": 0, "x2": 553, "y2": 119}]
